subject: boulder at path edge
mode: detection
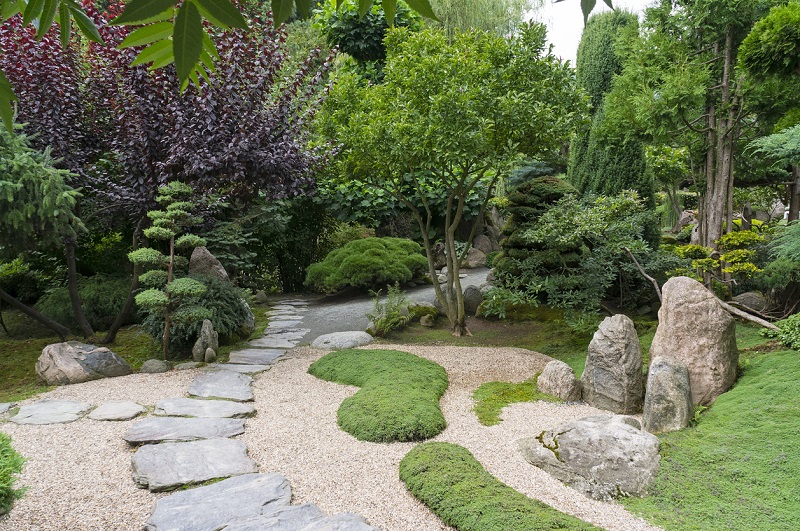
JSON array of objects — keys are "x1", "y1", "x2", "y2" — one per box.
[
  {"x1": 36, "y1": 341, "x2": 132, "y2": 385},
  {"x1": 537, "y1": 360, "x2": 581, "y2": 402},
  {"x1": 311, "y1": 331, "x2": 373, "y2": 350},
  {"x1": 643, "y1": 356, "x2": 693, "y2": 434}
]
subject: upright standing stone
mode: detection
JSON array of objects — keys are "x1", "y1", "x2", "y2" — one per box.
[
  {"x1": 581, "y1": 314, "x2": 644, "y2": 414},
  {"x1": 193, "y1": 319, "x2": 219, "y2": 363},
  {"x1": 538, "y1": 360, "x2": 582, "y2": 402},
  {"x1": 189, "y1": 246, "x2": 229, "y2": 281},
  {"x1": 643, "y1": 357, "x2": 693, "y2": 434},
  {"x1": 649, "y1": 276, "x2": 738, "y2": 405}
]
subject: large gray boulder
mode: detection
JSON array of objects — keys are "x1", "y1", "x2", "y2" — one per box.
[
  {"x1": 649, "y1": 276, "x2": 738, "y2": 406},
  {"x1": 311, "y1": 331, "x2": 373, "y2": 350},
  {"x1": 192, "y1": 319, "x2": 219, "y2": 363},
  {"x1": 732, "y1": 291, "x2": 767, "y2": 313},
  {"x1": 581, "y1": 315, "x2": 644, "y2": 414},
  {"x1": 643, "y1": 357, "x2": 693, "y2": 434},
  {"x1": 189, "y1": 246, "x2": 229, "y2": 281},
  {"x1": 537, "y1": 360, "x2": 581, "y2": 402},
  {"x1": 36, "y1": 342, "x2": 132, "y2": 386},
  {"x1": 140, "y1": 359, "x2": 170, "y2": 373},
  {"x1": 463, "y1": 285, "x2": 483, "y2": 315},
  {"x1": 461, "y1": 247, "x2": 487, "y2": 269},
  {"x1": 473, "y1": 234, "x2": 499, "y2": 254},
  {"x1": 518, "y1": 415, "x2": 660, "y2": 500}
]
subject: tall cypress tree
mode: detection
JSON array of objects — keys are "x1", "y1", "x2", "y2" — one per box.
[{"x1": 568, "y1": 11, "x2": 653, "y2": 205}]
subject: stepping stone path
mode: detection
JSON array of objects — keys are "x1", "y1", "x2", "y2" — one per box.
[
  {"x1": 7, "y1": 299, "x2": 376, "y2": 528},
  {"x1": 88, "y1": 400, "x2": 146, "y2": 421},
  {"x1": 10, "y1": 399, "x2": 92, "y2": 424}
]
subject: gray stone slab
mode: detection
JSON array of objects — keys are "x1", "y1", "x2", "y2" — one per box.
[
  {"x1": 88, "y1": 400, "x2": 146, "y2": 421},
  {"x1": 0, "y1": 402, "x2": 15, "y2": 415},
  {"x1": 145, "y1": 473, "x2": 291, "y2": 531},
  {"x1": 175, "y1": 362, "x2": 204, "y2": 370},
  {"x1": 299, "y1": 513, "x2": 380, "y2": 531},
  {"x1": 266, "y1": 314, "x2": 306, "y2": 321},
  {"x1": 249, "y1": 337, "x2": 297, "y2": 349},
  {"x1": 204, "y1": 363, "x2": 270, "y2": 374},
  {"x1": 266, "y1": 320, "x2": 304, "y2": 329},
  {"x1": 10, "y1": 399, "x2": 93, "y2": 425},
  {"x1": 311, "y1": 332, "x2": 374, "y2": 350},
  {"x1": 124, "y1": 417, "x2": 246, "y2": 444},
  {"x1": 188, "y1": 371, "x2": 254, "y2": 402},
  {"x1": 154, "y1": 398, "x2": 256, "y2": 418},
  {"x1": 265, "y1": 330, "x2": 309, "y2": 341},
  {"x1": 132, "y1": 438, "x2": 258, "y2": 492},
  {"x1": 229, "y1": 349, "x2": 285, "y2": 365},
  {"x1": 271, "y1": 304, "x2": 308, "y2": 311},
  {"x1": 221, "y1": 504, "x2": 323, "y2": 531}
]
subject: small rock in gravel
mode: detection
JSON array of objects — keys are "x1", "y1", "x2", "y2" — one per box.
[
  {"x1": 10, "y1": 399, "x2": 93, "y2": 425},
  {"x1": 144, "y1": 473, "x2": 291, "y2": 530},
  {"x1": 132, "y1": 438, "x2": 258, "y2": 491},
  {"x1": 175, "y1": 362, "x2": 204, "y2": 370},
  {"x1": 310, "y1": 331, "x2": 373, "y2": 350},
  {"x1": 88, "y1": 400, "x2": 146, "y2": 421},
  {"x1": 123, "y1": 417, "x2": 246, "y2": 444},
  {"x1": 204, "y1": 363, "x2": 271, "y2": 374},
  {"x1": 229, "y1": 349, "x2": 285, "y2": 365},
  {"x1": 140, "y1": 359, "x2": 171, "y2": 373},
  {"x1": 188, "y1": 370, "x2": 254, "y2": 402},
  {"x1": 154, "y1": 397, "x2": 256, "y2": 418},
  {"x1": 299, "y1": 513, "x2": 380, "y2": 531}
]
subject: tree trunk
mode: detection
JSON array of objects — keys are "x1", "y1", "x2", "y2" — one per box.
[
  {"x1": 65, "y1": 239, "x2": 95, "y2": 338},
  {"x1": 789, "y1": 165, "x2": 800, "y2": 221},
  {"x1": 0, "y1": 285, "x2": 70, "y2": 340},
  {"x1": 101, "y1": 220, "x2": 145, "y2": 344},
  {"x1": 162, "y1": 235, "x2": 175, "y2": 359}
]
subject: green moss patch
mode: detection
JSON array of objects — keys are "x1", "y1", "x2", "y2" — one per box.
[
  {"x1": 0, "y1": 433, "x2": 25, "y2": 515},
  {"x1": 623, "y1": 348, "x2": 800, "y2": 529},
  {"x1": 473, "y1": 375, "x2": 559, "y2": 426},
  {"x1": 308, "y1": 349, "x2": 448, "y2": 442},
  {"x1": 399, "y1": 442, "x2": 597, "y2": 531}
]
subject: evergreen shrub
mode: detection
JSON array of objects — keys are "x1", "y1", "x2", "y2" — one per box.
[
  {"x1": 305, "y1": 237, "x2": 428, "y2": 293},
  {"x1": 0, "y1": 433, "x2": 25, "y2": 515},
  {"x1": 35, "y1": 275, "x2": 135, "y2": 331}
]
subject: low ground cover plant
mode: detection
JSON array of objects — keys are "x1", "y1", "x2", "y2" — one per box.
[
  {"x1": 305, "y1": 237, "x2": 427, "y2": 293},
  {"x1": 472, "y1": 375, "x2": 559, "y2": 426},
  {"x1": 0, "y1": 433, "x2": 25, "y2": 515},
  {"x1": 399, "y1": 442, "x2": 597, "y2": 530},
  {"x1": 308, "y1": 349, "x2": 447, "y2": 442}
]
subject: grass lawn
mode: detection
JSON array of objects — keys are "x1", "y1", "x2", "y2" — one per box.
[
  {"x1": 308, "y1": 349, "x2": 448, "y2": 442},
  {"x1": 0, "y1": 303, "x2": 271, "y2": 403}
]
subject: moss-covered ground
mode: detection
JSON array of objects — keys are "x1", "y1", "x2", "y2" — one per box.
[
  {"x1": 308, "y1": 349, "x2": 448, "y2": 442},
  {"x1": 472, "y1": 375, "x2": 559, "y2": 426},
  {"x1": 399, "y1": 442, "x2": 598, "y2": 531},
  {"x1": 0, "y1": 303, "x2": 271, "y2": 403}
]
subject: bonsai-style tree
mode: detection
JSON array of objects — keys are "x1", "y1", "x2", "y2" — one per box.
[
  {"x1": 319, "y1": 25, "x2": 586, "y2": 335},
  {"x1": 129, "y1": 182, "x2": 210, "y2": 358}
]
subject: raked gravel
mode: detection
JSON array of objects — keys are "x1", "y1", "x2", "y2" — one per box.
[{"x1": 0, "y1": 346, "x2": 660, "y2": 531}]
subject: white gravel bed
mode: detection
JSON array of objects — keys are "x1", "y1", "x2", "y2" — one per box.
[{"x1": 1, "y1": 346, "x2": 660, "y2": 531}]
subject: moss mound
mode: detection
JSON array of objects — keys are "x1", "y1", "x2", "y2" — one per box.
[
  {"x1": 399, "y1": 442, "x2": 598, "y2": 530},
  {"x1": 308, "y1": 349, "x2": 448, "y2": 442}
]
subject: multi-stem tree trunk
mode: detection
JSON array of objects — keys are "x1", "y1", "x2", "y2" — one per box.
[
  {"x1": 162, "y1": 236, "x2": 175, "y2": 359},
  {"x1": 102, "y1": 219, "x2": 145, "y2": 344},
  {"x1": 789, "y1": 166, "x2": 800, "y2": 221},
  {"x1": 65, "y1": 238, "x2": 95, "y2": 339},
  {"x1": 0, "y1": 285, "x2": 70, "y2": 340},
  {"x1": 698, "y1": 30, "x2": 739, "y2": 249}
]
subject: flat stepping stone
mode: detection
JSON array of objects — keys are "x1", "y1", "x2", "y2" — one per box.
[
  {"x1": 124, "y1": 417, "x2": 245, "y2": 444},
  {"x1": 188, "y1": 370, "x2": 254, "y2": 402},
  {"x1": 10, "y1": 399, "x2": 93, "y2": 425},
  {"x1": 229, "y1": 349, "x2": 285, "y2": 365},
  {"x1": 145, "y1": 473, "x2": 291, "y2": 531},
  {"x1": 299, "y1": 513, "x2": 380, "y2": 531},
  {"x1": 311, "y1": 331, "x2": 374, "y2": 350},
  {"x1": 265, "y1": 330, "x2": 309, "y2": 341},
  {"x1": 155, "y1": 398, "x2": 256, "y2": 418},
  {"x1": 266, "y1": 314, "x2": 306, "y2": 321},
  {"x1": 132, "y1": 438, "x2": 258, "y2": 491},
  {"x1": 265, "y1": 320, "x2": 304, "y2": 330},
  {"x1": 0, "y1": 402, "x2": 15, "y2": 415},
  {"x1": 220, "y1": 504, "x2": 323, "y2": 531},
  {"x1": 204, "y1": 363, "x2": 270, "y2": 374},
  {"x1": 88, "y1": 400, "x2": 146, "y2": 421},
  {"x1": 249, "y1": 337, "x2": 297, "y2": 349}
]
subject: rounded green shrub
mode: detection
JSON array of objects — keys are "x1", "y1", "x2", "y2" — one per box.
[
  {"x1": 308, "y1": 349, "x2": 448, "y2": 442},
  {"x1": 399, "y1": 442, "x2": 598, "y2": 531},
  {"x1": 34, "y1": 275, "x2": 135, "y2": 331},
  {"x1": 0, "y1": 433, "x2": 25, "y2": 515},
  {"x1": 305, "y1": 237, "x2": 428, "y2": 293}
]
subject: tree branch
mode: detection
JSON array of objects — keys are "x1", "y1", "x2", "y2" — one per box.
[{"x1": 624, "y1": 247, "x2": 662, "y2": 303}]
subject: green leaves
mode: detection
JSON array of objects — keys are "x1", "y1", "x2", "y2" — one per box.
[
  {"x1": 119, "y1": 21, "x2": 174, "y2": 48},
  {"x1": 194, "y1": 0, "x2": 247, "y2": 29},
  {"x1": 0, "y1": 70, "x2": 17, "y2": 133},
  {"x1": 173, "y1": 1, "x2": 203, "y2": 83},
  {"x1": 111, "y1": 0, "x2": 176, "y2": 24},
  {"x1": 271, "y1": 0, "x2": 438, "y2": 24}
]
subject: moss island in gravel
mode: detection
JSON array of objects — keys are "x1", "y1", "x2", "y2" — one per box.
[
  {"x1": 308, "y1": 349, "x2": 448, "y2": 442},
  {"x1": 0, "y1": 432, "x2": 25, "y2": 515},
  {"x1": 399, "y1": 442, "x2": 598, "y2": 530}
]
